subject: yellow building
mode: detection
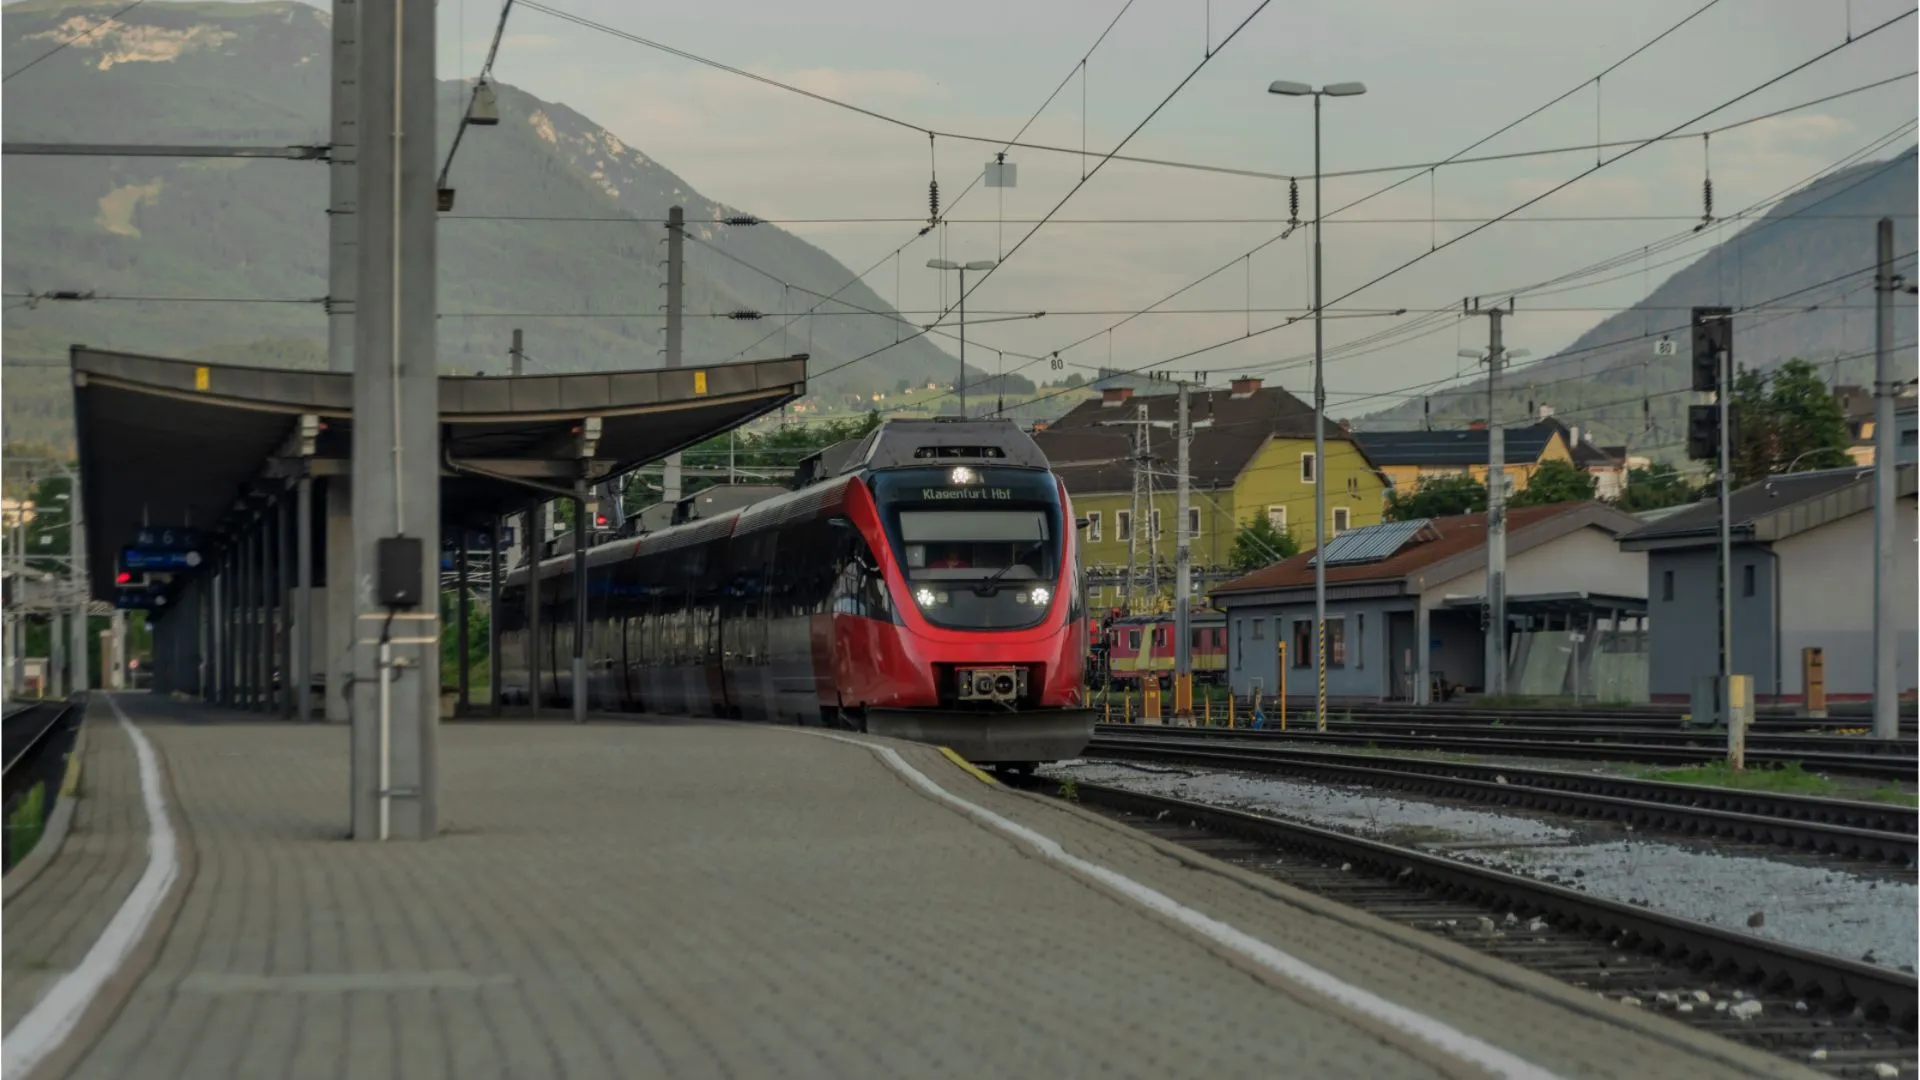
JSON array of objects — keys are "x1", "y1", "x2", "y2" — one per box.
[
  {"x1": 1033, "y1": 379, "x2": 1390, "y2": 612},
  {"x1": 1349, "y1": 422, "x2": 1573, "y2": 500}
]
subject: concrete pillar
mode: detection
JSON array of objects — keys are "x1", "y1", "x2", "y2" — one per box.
[
  {"x1": 456, "y1": 527, "x2": 471, "y2": 712},
  {"x1": 1414, "y1": 603, "x2": 1432, "y2": 706},
  {"x1": 278, "y1": 489, "x2": 294, "y2": 717},
  {"x1": 296, "y1": 476, "x2": 314, "y2": 721},
  {"x1": 50, "y1": 612, "x2": 65, "y2": 699},
  {"x1": 488, "y1": 518, "x2": 502, "y2": 716},
  {"x1": 325, "y1": 475, "x2": 354, "y2": 722},
  {"x1": 348, "y1": 0, "x2": 439, "y2": 839}
]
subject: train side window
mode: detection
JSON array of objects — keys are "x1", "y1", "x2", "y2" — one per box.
[
  {"x1": 1128, "y1": 629, "x2": 1141, "y2": 650},
  {"x1": 1152, "y1": 626, "x2": 1167, "y2": 648}
]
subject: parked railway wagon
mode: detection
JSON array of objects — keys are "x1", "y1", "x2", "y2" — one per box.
[
  {"x1": 496, "y1": 418, "x2": 1096, "y2": 767},
  {"x1": 1099, "y1": 612, "x2": 1227, "y2": 689}
]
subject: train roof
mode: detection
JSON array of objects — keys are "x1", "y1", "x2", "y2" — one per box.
[{"x1": 794, "y1": 417, "x2": 1051, "y2": 486}]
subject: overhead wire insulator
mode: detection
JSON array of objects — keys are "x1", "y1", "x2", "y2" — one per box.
[
  {"x1": 726, "y1": 310, "x2": 763, "y2": 320},
  {"x1": 928, "y1": 179, "x2": 941, "y2": 225},
  {"x1": 723, "y1": 215, "x2": 761, "y2": 226},
  {"x1": 1288, "y1": 178, "x2": 1300, "y2": 224}
]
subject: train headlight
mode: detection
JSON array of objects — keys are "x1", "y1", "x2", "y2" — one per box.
[
  {"x1": 1027, "y1": 585, "x2": 1051, "y2": 606},
  {"x1": 914, "y1": 587, "x2": 943, "y2": 607},
  {"x1": 950, "y1": 466, "x2": 978, "y2": 485}
]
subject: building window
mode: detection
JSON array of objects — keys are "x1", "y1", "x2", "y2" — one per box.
[
  {"x1": 1332, "y1": 507, "x2": 1351, "y2": 533},
  {"x1": 1327, "y1": 617, "x2": 1347, "y2": 668},
  {"x1": 1347, "y1": 475, "x2": 1359, "y2": 495},
  {"x1": 1662, "y1": 569, "x2": 1674, "y2": 602},
  {"x1": 1188, "y1": 507, "x2": 1201, "y2": 538},
  {"x1": 1116, "y1": 510, "x2": 1132, "y2": 542},
  {"x1": 1742, "y1": 563, "x2": 1755, "y2": 597},
  {"x1": 1235, "y1": 618, "x2": 1244, "y2": 669},
  {"x1": 1266, "y1": 505, "x2": 1287, "y2": 535},
  {"x1": 1087, "y1": 511, "x2": 1102, "y2": 543},
  {"x1": 1291, "y1": 620, "x2": 1312, "y2": 667},
  {"x1": 1301, "y1": 452, "x2": 1317, "y2": 483},
  {"x1": 1149, "y1": 508, "x2": 1162, "y2": 540},
  {"x1": 1252, "y1": 618, "x2": 1265, "y2": 641},
  {"x1": 1354, "y1": 613, "x2": 1364, "y2": 669}
]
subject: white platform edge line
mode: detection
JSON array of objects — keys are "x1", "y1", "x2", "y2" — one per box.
[
  {"x1": 818, "y1": 733, "x2": 1567, "y2": 1080},
  {"x1": 2, "y1": 695, "x2": 180, "y2": 1080}
]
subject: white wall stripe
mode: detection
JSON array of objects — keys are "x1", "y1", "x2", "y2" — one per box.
[
  {"x1": 822, "y1": 734, "x2": 1568, "y2": 1080},
  {"x1": 3, "y1": 696, "x2": 180, "y2": 1080}
]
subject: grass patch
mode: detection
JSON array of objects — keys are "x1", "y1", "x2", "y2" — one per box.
[{"x1": 1632, "y1": 761, "x2": 1919, "y2": 805}]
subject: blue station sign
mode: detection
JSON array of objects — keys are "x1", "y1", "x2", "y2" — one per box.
[{"x1": 124, "y1": 547, "x2": 204, "y2": 572}]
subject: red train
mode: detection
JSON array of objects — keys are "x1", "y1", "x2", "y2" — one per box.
[{"x1": 497, "y1": 419, "x2": 1095, "y2": 766}]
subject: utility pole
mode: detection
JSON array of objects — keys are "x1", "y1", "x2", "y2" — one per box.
[
  {"x1": 1872, "y1": 217, "x2": 1900, "y2": 740},
  {"x1": 663, "y1": 205, "x2": 686, "y2": 505},
  {"x1": 326, "y1": 0, "x2": 358, "y2": 375},
  {"x1": 1174, "y1": 380, "x2": 1192, "y2": 719},
  {"x1": 349, "y1": 0, "x2": 439, "y2": 841},
  {"x1": 1144, "y1": 407, "x2": 1159, "y2": 604},
  {"x1": 1465, "y1": 298, "x2": 1521, "y2": 698},
  {"x1": 1688, "y1": 305, "x2": 1736, "y2": 741},
  {"x1": 66, "y1": 469, "x2": 87, "y2": 694},
  {"x1": 1112, "y1": 404, "x2": 1149, "y2": 614}
]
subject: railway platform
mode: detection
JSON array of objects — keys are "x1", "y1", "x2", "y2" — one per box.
[{"x1": 0, "y1": 694, "x2": 1821, "y2": 1080}]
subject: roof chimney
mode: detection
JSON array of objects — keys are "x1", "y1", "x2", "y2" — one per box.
[
  {"x1": 1337, "y1": 419, "x2": 1352, "y2": 434},
  {"x1": 1537, "y1": 403, "x2": 1554, "y2": 419},
  {"x1": 1101, "y1": 386, "x2": 1135, "y2": 407},
  {"x1": 1468, "y1": 419, "x2": 1488, "y2": 431},
  {"x1": 1031, "y1": 420, "x2": 1050, "y2": 433},
  {"x1": 1230, "y1": 376, "x2": 1263, "y2": 398}
]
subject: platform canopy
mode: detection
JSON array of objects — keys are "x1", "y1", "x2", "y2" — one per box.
[{"x1": 71, "y1": 346, "x2": 806, "y2": 601}]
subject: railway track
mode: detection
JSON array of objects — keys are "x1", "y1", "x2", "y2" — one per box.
[
  {"x1": 1093, "y1": 722, "x2": 1920, "y2": 781},
  {"x1": 1087, "y1": 734, "x2": 1918, "y2": 866},
  {"x1": 1010, "y1": 773, "x2": 1917, "y2": 1077},
  {"x1": 3, "y1": 699, "x2": 81, "y2": 869}
]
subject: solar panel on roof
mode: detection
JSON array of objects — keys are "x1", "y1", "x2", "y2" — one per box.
[{"x1": 1308, "y1": 517, "x2": 1434, "y2": 568}]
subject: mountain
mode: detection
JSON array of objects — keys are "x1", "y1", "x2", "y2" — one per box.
[
  {"x1": 1, "y1": 0, "x2": 966, "y2": 449},
  {"x1": 1356, "y1": 149, "x2": 1919, "y2": 459}
]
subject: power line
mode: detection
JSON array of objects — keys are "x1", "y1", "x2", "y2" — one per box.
[
  {"x1": 906, "y1": 1, "x2": 1786, "y2": 409},
  {"x1": 978, "y1": 9, "x2": 1917, "y2": 417},
  {"x1": 444, "y1": 211, "x2": 1916, "y2": 227},
  {"x1": 2, "y1": 291, "x2": 324, "y2": 305},
  {"x1": 3, "y1": 0, "x2": 147, "y2": 83}
]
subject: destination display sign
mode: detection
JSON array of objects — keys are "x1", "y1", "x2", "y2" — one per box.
[
  {"x1": 114, "y1": 588, "x2": 169, "y2": 611},
  {"x1": 918, "y1": 487, "x2": 1015, "y2": 502},
  {"x1": 124, "y1": 547, "x2": 202, "y2": 572}
]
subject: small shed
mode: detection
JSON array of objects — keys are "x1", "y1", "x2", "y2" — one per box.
[
  {"x1": 1618, "y1": 464, "x2": 1917, "y2": 703},
  {"x1": 1211, "y1": 501, "x2": 1647, "y2": 704}
]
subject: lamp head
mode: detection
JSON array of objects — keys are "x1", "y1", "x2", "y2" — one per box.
[
  {"x1": 1267, "y1": 80, "x2": 1313, "y2": 97},
  {"x1": 1322, "y1": 82, "x2": 1368, "y2": 97}
]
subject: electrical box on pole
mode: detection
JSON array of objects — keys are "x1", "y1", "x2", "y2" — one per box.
[{"x1": 1691, "y1": 306, "x2": 1731, "y2": 392}]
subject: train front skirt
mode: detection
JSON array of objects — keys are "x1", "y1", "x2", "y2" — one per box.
[{"x1": 863, "y1": 708, "x2": 1095, "y2": 765}]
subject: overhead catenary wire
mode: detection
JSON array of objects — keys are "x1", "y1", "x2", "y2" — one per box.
[
  {"x1": 905, "y1": 1, "x2": 1813, "y2": 409},
  {"x1": 966, "y1": 9, "x2": 1918, "y2": 417},
  {"x1": 437, "y1": 0, "x2": 519, "y2": 190},
  {"x1": 3, "y1": 0, "x2": 147, "y2": 83}
]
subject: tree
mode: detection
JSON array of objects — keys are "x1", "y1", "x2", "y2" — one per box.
[
  {"x1": 1729, "y1": 359, "x2": 1852, "y2": 487},
  {"x1": 1383, "y1": 473, "x2": 1485, "y2": 520},
  {"x1": 1612, "y1": 462, "x2": 1696, "y2": 512},
  {"x1": 1509, "y1": 459, "x2": 1598, "y2": 507},
  {"x1": 1228, "y1": 514, "x2": 1298, "y2": 572}
]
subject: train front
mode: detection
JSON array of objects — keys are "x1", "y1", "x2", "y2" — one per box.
[{"x1": 849, "y1": 459, "x2": 1094, "y2": 767}]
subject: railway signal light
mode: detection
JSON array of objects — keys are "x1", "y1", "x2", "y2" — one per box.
[
  {"x1": 1687, "y1": 403, "x2": 1739, "y2": 461},
  {"x1": 1691, "y1": 306, "x2": 1731, "y2": 392}
]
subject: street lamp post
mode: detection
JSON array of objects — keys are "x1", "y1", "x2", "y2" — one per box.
[
  {"x1": 928, "y1": 258, "x2": 997, "y2": 417},
  {"x1": 1269, "y1": 79, "x2": 1365, "y2": 729}
]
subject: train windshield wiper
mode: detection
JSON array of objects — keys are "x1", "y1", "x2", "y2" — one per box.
[{"x1": 972, "y1": 541, "x2": 1044, "y2": 596}]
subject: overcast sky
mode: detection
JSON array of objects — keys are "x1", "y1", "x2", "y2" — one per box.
[{"x1": 436, "y1": 0, "x2": 1917, "y2": 411}]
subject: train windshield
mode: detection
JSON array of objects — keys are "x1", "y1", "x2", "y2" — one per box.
[{"x1": 869, "y1": 467, "x2": 1063, "y2": 630}]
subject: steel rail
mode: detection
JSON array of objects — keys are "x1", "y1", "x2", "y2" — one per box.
[
  {"x1": 1089, "y1": 736, "x2": 1917, "y2": 864},
  {"x1": 1031, "y1": 776, "x2": 1919, "y2": 1034}
]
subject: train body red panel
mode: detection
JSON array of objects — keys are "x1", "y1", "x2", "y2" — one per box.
[{"x1": 497, "y1": 419, "x2": 1094, "y2": 764}]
